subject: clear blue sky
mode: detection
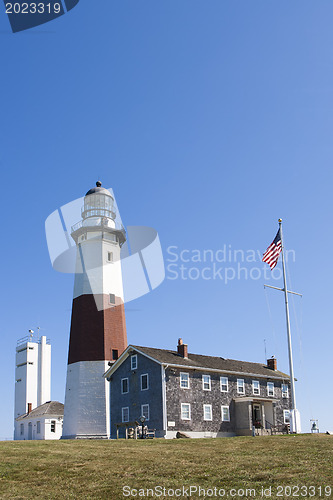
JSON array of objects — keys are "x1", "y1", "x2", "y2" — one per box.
[{"x1": 0, "y1": 0, "x2": 332, "y2": 438}]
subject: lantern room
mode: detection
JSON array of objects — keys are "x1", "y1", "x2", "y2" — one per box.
[{"x1": 82, "y1": 181, "x2": 116, "y2": 221}]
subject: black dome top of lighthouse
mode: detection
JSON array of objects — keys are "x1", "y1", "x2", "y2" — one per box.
[{"x1": 85, "y1": 181, "x2": 113, "y2": 197}]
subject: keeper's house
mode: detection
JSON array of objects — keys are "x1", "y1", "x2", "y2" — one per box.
[{"x1": 104, "y1": 339, "x2": 292, "y2": 438}]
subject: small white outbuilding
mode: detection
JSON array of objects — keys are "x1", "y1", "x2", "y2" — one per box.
[{"x1": 15, "y1": 401, "x2": 64, "y2": 440}]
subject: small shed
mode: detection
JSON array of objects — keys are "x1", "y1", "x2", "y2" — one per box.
[{"x1": 15, "y1": 401, "x2": 64, "y2": 440}]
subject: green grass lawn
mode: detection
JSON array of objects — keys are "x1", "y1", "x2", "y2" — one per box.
[{"x1": 0, "y1": 434, "x2": 332, "y2": 499}]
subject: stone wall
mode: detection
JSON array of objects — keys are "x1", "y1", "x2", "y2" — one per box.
[{"x1": 165, "y1": 367, "x2": 291, "y2": 435}]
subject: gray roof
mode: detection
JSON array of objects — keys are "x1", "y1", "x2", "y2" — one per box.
[
  {"x1": 131, "y1": 345, "x2": 290, "y2": 379},
  {"x1": 16, "y1": 401, "x2": 64, "y2": 421}
]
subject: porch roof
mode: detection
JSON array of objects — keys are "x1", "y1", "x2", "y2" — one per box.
[{"x1": 234, "y1": 396, "x2": 276, "y2": 403}]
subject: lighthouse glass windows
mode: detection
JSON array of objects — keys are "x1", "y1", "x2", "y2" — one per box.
[{"x1": 84, "y1": 193, "x2": 114, "y2": 219}]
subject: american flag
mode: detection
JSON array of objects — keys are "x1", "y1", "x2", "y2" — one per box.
[{"x1": 262, "y1": 229, "x2": 282, "y2": 270}]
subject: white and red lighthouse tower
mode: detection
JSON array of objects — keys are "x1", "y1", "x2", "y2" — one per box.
[{"x1": 62, "y1": 182, "x2": 127, "y2": 439}]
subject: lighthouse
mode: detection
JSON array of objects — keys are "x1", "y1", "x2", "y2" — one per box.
[{"x1": 62, "y1": 182, "x2": 127, "y2": 439}]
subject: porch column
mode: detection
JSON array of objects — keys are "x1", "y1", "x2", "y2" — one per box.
[
  {"x1": 261, "y1": 404, "x2": 266, "y2": 429},
  {"x1": 248, "y1": 402, "x2": 252, "y2": 430},
  {"x1": 273, "y1": 402, "x2": 277, "y2": 426}
]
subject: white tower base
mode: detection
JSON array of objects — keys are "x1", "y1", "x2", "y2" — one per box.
[{"x1": 62, "y1": 361, "x2": 110, "y2": 439}]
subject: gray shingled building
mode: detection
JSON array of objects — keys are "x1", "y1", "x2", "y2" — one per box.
[{"x1": 104, "y1": 339, "x2": 292, "y2": 439}]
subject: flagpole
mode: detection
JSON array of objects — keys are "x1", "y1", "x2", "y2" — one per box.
[{"x1": 278, "y1": 219, "x2": 297, "y2": 416}]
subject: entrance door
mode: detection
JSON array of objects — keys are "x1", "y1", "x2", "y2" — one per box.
[
  {"x1": 28, "y1": 422, "x2": 32, "y2": 440},
  {"x1": 253, "y1": 404, "x2": 261, "y2": 427}
]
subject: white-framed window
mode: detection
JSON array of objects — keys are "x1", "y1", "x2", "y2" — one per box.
[
  {"x1": 237, "y1": 378, "x2": 245, "y2": 394},
  {"x1": 20, "y1": 423, "x2": 24, "y2": 435},
  {"x1": 203, "y1": 404, "x2": 212, "y2": 421},
  {"x1": 131, "y1": 355, "x2": 137, "y2": 370},
  {"x1": 107, "y1": 251, "x2": 113, "y2": 262},
  {"x1": 180, "y1": 372, "x2": 190, "y2": 389},
  {"x1": 181, "y1": 403, "x2": 191, "y2": 420},
  {"x1": 109, "y1": 293, "x2": 115, "y2": 305},
  {"x1": 267, "y1": 382, "x2": 274, "y2": 397},
  {"x1": 221, "y1": 406, "x2": 230, "y2": 422},
  {"x1": 283, "y1": 410, "x2": 290, "y2": 424},
  {"x1": 141, "y1": 374, "x2": 149, "y2": 391},
  {"x1": 121, "y1": 377, "x2": 129, "y2": 394},
  {"x1": 122, "y1": 407, "x2": 129, "y2": 423},
  {"x1": 282, "y1": 384, "x2": 289, "y2": 398},
  {"x1": 141, "y1": 404, "x2": 150, "y2": 421},
  {"x1": 202, "y1": 374, "x2": 211, "y2": 391},
  {"x1": 252, "y1": 380, "x2": 260, "y2": 395},
  {"x1": 51, "y1": 420, "x2": 56, "y2": 433},
  {"x1": 36, "y1": 421, "x2": 41, "y2": 434},
  {"x1": 220, "y1": 376, "x2": 228, "y2": 392}
]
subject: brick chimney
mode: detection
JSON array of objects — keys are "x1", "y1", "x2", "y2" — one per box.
[
  {"x1": 177, "y1": 338, "x2": 188, "y2": 358},
  {"x1": 27, "y1": 403, "x2": 32, "y2": 414},
  {"x1": 267, "y1": 357, "x2": 277, "y2": 371}
]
